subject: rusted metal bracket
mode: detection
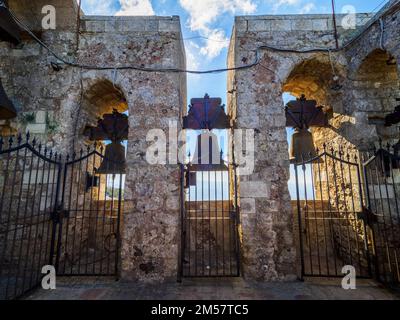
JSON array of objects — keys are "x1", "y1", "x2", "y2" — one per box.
[
  {"x1": 357, "y1": 207, "x2": 378, "y2": 225},
  {"x1": 51, "y1": 205, "x2": 70, "y2": 223}
]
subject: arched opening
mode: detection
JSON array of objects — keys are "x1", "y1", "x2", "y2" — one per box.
[
  {"x1": 55, "y1": 79, "x2": 129, "y2": 276},
  {"x1": 283, "y1": 56, "x2": 341, "y2": 201},
  {"x1": 80, "y1": 79, "x2": 129, "y2": 201},
  {"x1": 283, "y1": 56, "x2": 372, "y2": 278}
]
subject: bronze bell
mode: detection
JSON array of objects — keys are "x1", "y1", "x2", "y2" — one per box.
[
  {"x1": 96, "y1": 141, "x2": 126, "y2": 175},
  {"x1": 0, "y1": 80, "x2": 17, "y2": 119},
  {"x1": 189, "y1": 131, "x2": 227, "y2": 171},
  {"x1": 0, "y1": 2, "x2": 21, "y2": 45},
  {"x1": 289, "y1": 128, "x2": 318, "y2": 163}
]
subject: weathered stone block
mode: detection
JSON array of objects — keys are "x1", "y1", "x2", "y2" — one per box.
[
  {"x1": 26, "y1": 123, "x2": 47, "y2": 134},
  {"x1": 240, "y1": 181, "x2": 270, "y2": 198}
]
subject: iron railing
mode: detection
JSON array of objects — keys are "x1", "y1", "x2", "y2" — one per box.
[{"x1": 0, "y1": 135, "x2": 124, "y2": 300}]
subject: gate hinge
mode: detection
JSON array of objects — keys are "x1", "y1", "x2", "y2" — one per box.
[
  {"x1": 51, "y1": 205, "x2": 70, "y2": 223},
  {"x1": 357, "y1": 207, "x2": 378, "y2": 225}
]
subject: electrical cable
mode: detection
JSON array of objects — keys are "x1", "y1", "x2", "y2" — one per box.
[{"x1": 7, "y1": 0, "x2": 400, "y2": 75}]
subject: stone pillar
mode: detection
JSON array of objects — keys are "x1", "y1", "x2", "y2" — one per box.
[
  {"x1": 121, "y1": 70, "x2": 185, "y2": 282},
  {"x1": 234, "y1": 62, "x2": 297, "y2": 281}
]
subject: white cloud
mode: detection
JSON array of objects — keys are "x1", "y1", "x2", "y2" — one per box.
[
  {"x1": 299, "y1": 2, "x2": 316, "y2": 14},
  {"x1": 186, "y1": 41, "x2": 201, "y2": 71},
  {"x1": 116, "y1": 0, "x2": 155, "y2": 16},
  {"x1": 179, "y1": 0, "x2": 256, "y2": 60},
  {"x1": 179, "y1": 0, "x2": 257, "y2": 32},
  {"x1": 199, "y1": 29, "x2": 229, "y2": 59}
]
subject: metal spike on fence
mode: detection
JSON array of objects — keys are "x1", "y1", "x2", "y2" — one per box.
[
  {"x1": 8, "y1": 135, "x2": 13, "y2": 147},
  {"x1": 79, "y1": 148, "x2": 83, "y2": 157},
  {"x1": 26, "y1": 131, "x2": 30, "y2": 142},
  {"x1": 72, "y1": 151, "x2": 76, "y2": 160},
  {"x1": 49, "y1": 150, "x2": 53, "y2": 159},
  {"x1": 38, "y1": 143, "x2": 42, "y2": 153},
  {"x1": 17, "y1": 133, "x2": 22, "y2": 145},
  {"x1": 32, "y1": 137, "x2": 37, "y2": 147},
  {"x1": 323, "y1": 143, "x2": 327, "y2": 151},
  {"x1": 43, "y1": 146, "x2": 48, "y2": 156}
]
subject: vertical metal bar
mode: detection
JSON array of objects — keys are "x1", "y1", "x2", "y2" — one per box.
[
  {"x1": 42, "y1": 154, "x2": 55, "y2": 272},
  {"x1": 69, "y1": 153, "x2": 81, "y2": 273},
  {"x1": 331, "y1": 151, "x2": 344, "y2": 274},
  {"x1": 366, "y1": 156, "x2": 385, "y2": 281},
  {"x1": 114, "y1": 172, "x2": 123, "y2": 278},
  {"x1": 316, "y1": 154, "x2": 330, "y2": 275},
  {"x1": 178, "y1": 164, "x2": 185, "y2": 280},
  {"x1": 194, "y1": 170, "x2": 198, "y2": 276},
  {"x1": 331, "y1": 0, "x2": 340, "y2": 49},
  {"x1": 106, "y1": 173, "x2": 116, "y2": 275},
  {"x1": 0, "y1": 142, "x2": 13, "y2": 297},
  {"x1": 201, "y1": 169, "x2": 205, "y2": 276},
  {"x1": 33, "y1": 149, "x2": 51, "y2": 286},
  {"x1": 221, "y1": 169, "x2": 225, "y2": 276},
  {"x1": 227, "y1": 169, "x2": 233, "y2": 276},
  {"x1": 85, "y1": 149, "x2": 96, "y2": 274},
  {"x1": 99, "y1": 157, "x2": 110, "y2": 274},
  {"x1": 214, "y1": 169, "x2": 218, "y2": 276},
  {"x1": 357, "y1": 160, "x2": 373, "y2": 278},
  {"x1": 295, "y1": 163, "x2": 305, "y2": 280},
  {"x1": 8, "y1": 143, "x2": 33, "y2": 298},
  {"x1": 92, "y1": 150, "x2": 101, "y2": 274},
  {"x1": 187, "y1": 166, "x2": 191, "y2": 277},
  {"x1": 304, "y1": 159, "x2": 319, "y2": 275},
  {"x1": 323, "y1": 148, "x2": 338, "y2": 275},
  {"x1": 0, "y1": 138, "x2": 22, "y2": 299},
  {"x1": 20, "y1": 145, "x2": 42, "y2": 293},
  {"x1": 59, "y1": 156, "x2": 74, "y2": 274},
  {"x1": 208, "y1": 168, "x2": 211, "y2": 276},
  {"x1": 347, "y1": 156, "x2": 362, "y2": 275},
  {"x1": 338, "y1": 151, "x2": 354, "y2": 267},
  {"x1": 50, "y1": 155, "x2": 63, "y2": 272},
  {"x1": 77, "y1": 150, "x2": 90, "y2": 274},
  {"x1": 232, "y1": 156, "x2": 241, "y2": 277},
  {"x1": 375, "y1": 155, "x2": 392, "y2": 282}
]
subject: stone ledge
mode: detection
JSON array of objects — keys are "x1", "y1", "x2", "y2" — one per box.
[
  {"x1": 82, "y1": 16, "x2": 181, "y2": 33},
  {"x1": 237, "y1": 13, "x2": 373, "y2": 32}
]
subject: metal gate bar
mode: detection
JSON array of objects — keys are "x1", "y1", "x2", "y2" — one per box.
[
  {"x1": 294, "y1": 147, "x2": 372, "y2": 279},
  {"x1": 56, "y1": 146, "x2": 123, "y2": 277},
  {"x1": 362, "y1": 148, "x2": 400, "y2": 286},
  {"x1": 181, "y1": 164, "x2": 240, "y2": 278},
  {"x1": 0, "y1": 135, "x2": 61, "y2": 300},
  {"x1": 0, "y1": 137, "x2": 124, "y2": 300}
]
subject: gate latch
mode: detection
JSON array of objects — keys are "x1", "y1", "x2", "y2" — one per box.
[
  {"x1": 357, "y1": 207, "x2": 378, "y2": 225},
  {"x1": 51, "y1": 205, "x2": 70, "y2": 223}
]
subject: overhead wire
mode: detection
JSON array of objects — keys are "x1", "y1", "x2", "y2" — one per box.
[{"x1": 6, "y1": 0, "x2": 400, "y2": 75}]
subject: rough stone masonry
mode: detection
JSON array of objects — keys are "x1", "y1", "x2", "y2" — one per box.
[
  {"x1": 228, "y1": 1, "x2": 400, "y2": 281},
  {"x1": 1, "y1": 0, "x2": 400, "y2": 284}
]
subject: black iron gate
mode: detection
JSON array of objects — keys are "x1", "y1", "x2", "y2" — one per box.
[
  {"x1": 180, "y1": 158, "x2": 240, "y2": 278},
  {"x1": 0, "y1": 136, "x2": 123, "y2": 300},
  {"x1": 363, "y1": 147, "x2": 400, "y2": 287},
  {"x1": 293, "y1": 146, "x2": 372, "y2": 279},
  {"x1": 55, "y1": 146, "x2": 123, "y2": 277},
  {"x1": 294, "y1": 145, "x2": 400, "y2": 287},
  {"x1": 0, "y1": 134, "x2": 61, "y2": 300}
]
